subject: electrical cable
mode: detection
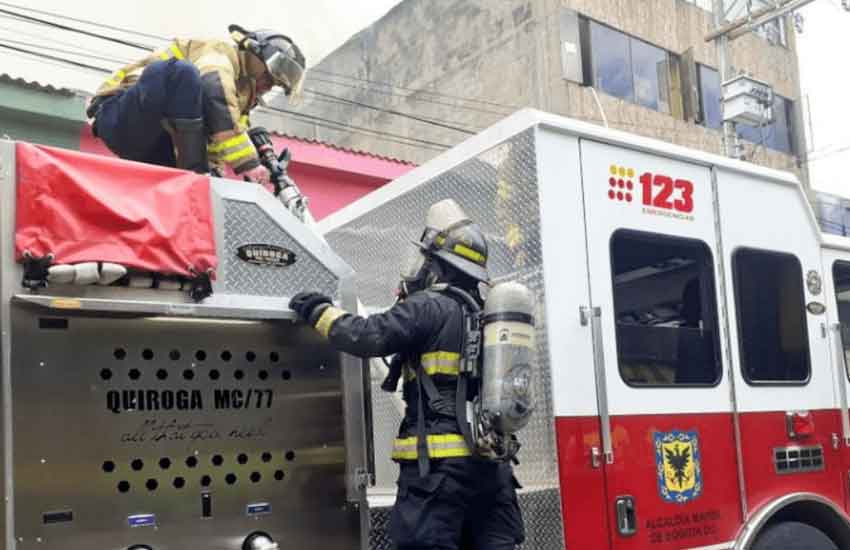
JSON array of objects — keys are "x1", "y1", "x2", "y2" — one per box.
[
  {"x1": 304, "y1": 89, "x2": 476, "y2": 135},
  {"x1": 305, "y1": 74, "x2": 513, "y2": 117},
  {"x1": 260, "y1": 106, "x2": 453, "y2": 149},
  {"x1": 0, "y1": 7, "x2": 154, "y2": 51},
  {"x1": 0, "y1": 37, "x2": 130, "y2": 65},
  {"x1": 0, "y1": 1, "x2": 170, "y2": 42},
  {"x1": 0, "y1": 23, "x2": 136, "y2": 63},
  {"x1": 302, "y1": 91, "x2": 486, "y2": 132},
  {"x1": 0, "y1": 41, "x2": 110, "y2": 72}
]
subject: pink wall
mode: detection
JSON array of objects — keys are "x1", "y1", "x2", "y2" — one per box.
[{"x1": 79, "y1": 125, "x2": 413, "y2": 220}]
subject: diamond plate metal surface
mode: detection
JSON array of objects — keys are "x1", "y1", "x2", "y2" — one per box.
[
  {"x1": 368, "y1": 489, "x2": 563, "y2": 550},
  {"x1": 223, "y1": 201, "x2": 338, "y2": 297},
  {"x1": 329, "y1": 130, "x2": 564, "y2": 549}
]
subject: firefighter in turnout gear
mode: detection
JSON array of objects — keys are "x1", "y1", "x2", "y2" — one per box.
[
  {"x1": 86, "y1": 25, "x2": 305, "y2": 177},
  {"x1": 289, "y1": 199, "x2": 525, "y2": 550}
]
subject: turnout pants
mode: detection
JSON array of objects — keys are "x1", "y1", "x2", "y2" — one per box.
[
  {"x1": 390, "y1": 457, "x2": 525, "y2": 550},
  {"x1": 92, "y1": 59, "x2": 203, "y2": 168}
]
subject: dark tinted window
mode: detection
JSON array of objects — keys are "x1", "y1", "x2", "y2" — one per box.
[
  {"x1": 833, "y1": 262, "x2": 850, "y2": 380},
  {"x1": 589, "y1": 21, "x2": 671, "y2": 114},
  {"x1": 631, "y1": 38, "x2": 670, "y2": 113},
  {"x1": 698, "y1": 65, "x2": 722, "y2": 130},
  {"x1": 733, "y1": 249, "x2": 810, "y2": 383},
  {"x1": 590, "y1": 22, "x2": 633, "y2": 102},
  {"x1": 612, "y1": 231, "x2": 721, "y2": 386}
]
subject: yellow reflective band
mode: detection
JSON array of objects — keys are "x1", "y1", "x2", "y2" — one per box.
[
  {"x1": 208, "y1": 133, "x2": 250, "y2": 153},
  {"x1": 420, "y1": 351, "x2": 461, "y2": 376},
  {"x1": 222, "y1": 146, "x2": 257, "y2": 163},
  {"x1": 314, "y1": 306, "x2": 346, "y2": 338},
  {"x1": 452, "y1": 243, "x2": 486, "y2": 265},
  {"x1": 106, "y1": 70, "x2": 126, "y2": 86},
  {"x1": 391, "y1": 434, "x2": 471, "y2": 460},
  {"x1": 239, "y1": 115, "x2": 250, "y2": 128},
  {"x1": 160, "y1": 44, "x2": 185, "y2": 61}
]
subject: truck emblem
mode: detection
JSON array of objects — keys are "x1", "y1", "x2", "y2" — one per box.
[
  {"x1": 607, "y1": 164, "x2": 635, "y2": 203},
  {"x1": 654, "y1": 430, "x2": 703, "y2": 504},
  {"x1": 237, "y1": 244, "x2": 297, "y2": 267}
]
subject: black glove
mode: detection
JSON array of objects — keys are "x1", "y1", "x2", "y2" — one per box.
[{"x1": 289, "y1": 291, "x2": 332, "y2": 322}]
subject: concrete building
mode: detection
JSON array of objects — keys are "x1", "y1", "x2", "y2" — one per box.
[{"x1": 274, "y1": 0, "x2": 805, "y2": 179}]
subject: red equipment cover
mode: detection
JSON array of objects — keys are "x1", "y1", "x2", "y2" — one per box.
[{"x1": 15, "y1": 143, "x2": 217, "y2": 278}]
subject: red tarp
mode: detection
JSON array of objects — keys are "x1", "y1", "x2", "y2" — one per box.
[{"x1": 15, "y1": 143, "x2": 217, "y2": 278}]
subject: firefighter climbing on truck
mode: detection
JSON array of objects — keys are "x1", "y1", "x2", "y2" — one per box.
[{"x1": 85, "y1": 24, "x2": 306, "y2": 178}]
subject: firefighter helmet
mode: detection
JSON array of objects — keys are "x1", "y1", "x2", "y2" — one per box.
[
  {"x1": 229, "y1": 25, "x2": 306, "y2": 102},
  {"x1": 401, "y1": 199, "x2": 489, "y2": 287}
]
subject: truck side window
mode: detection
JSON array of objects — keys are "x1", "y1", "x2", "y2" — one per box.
[
  {"x1": 611, "y1": 230, "x2": 721, "y2": 386},
  {"x1": 832, "y1": 261, "x2": 850, "y2": 380},
  {"x1": 733, "y1": 248, "x2": 810, "y2": 384}
]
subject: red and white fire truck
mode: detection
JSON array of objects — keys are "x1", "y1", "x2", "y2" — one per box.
[
  {"x1": 322, "y1": 109, "x2": 850, "y2": 550},
  {"x1": 3, "y1": 107, "x2": 850, "y2": 550}
]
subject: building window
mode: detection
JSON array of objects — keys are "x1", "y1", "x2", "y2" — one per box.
[
  {"x1": 611, "y1": 230, "x2": 721, "y2": 387},
  {"x1": 698, "y1": 65, "x2": 795, "y2": 154},
  {"x1": 737, "y1": 95, "x2": 794, "y2": 155},
  {"x1": 733, "y1": 248, "x2": 810, "y2": 384},
  {"x1": 698, "y1": 64, "x2": 722, "y2": 130},
  {"x1": 588, "y1": 21, "x2": 671, "y2": 114}
]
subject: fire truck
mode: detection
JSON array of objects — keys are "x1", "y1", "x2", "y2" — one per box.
[
  {"x1": 322, "y1": 109, "x2": 850, "y2": 550},
  {"x1": 2, "y1": 107, "x2": 850, "y2": 550}
]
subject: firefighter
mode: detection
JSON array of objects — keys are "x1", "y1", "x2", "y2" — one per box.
[
  {"x1": 86, "y1": 25, "x2": 305, "y2": 177},
  {"x1": 289, "y1": 199, "x2": 525, "y2": 550}
]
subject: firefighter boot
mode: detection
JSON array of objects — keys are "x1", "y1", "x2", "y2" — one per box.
[{"x1": 167, "y1": 117, "x2": 208, "y2": 174}]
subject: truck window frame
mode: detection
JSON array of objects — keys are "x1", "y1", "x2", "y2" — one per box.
[
  {"x1": 609, "y1": 228, "x2": 723, "y2": 389},
  {"x1": 733, "y1": 246, "x2": 811, "y2": 386}
]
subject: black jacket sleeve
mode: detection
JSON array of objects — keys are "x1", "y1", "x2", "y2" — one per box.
[{"x1": 322, "y1": 293, "x2": 434, "y2": 358}]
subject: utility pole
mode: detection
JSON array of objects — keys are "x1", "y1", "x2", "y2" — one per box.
[
  {"x1": 707, "y1": 0, "x2": 821, "y2": 160},
  {"x1": 712, "y1": 0, "x2": 736, "y2": 159}
]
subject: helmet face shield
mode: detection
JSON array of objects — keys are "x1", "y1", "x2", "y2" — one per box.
[{"x1": 265, "y1": 48, "x2": 305, "y2": 104}]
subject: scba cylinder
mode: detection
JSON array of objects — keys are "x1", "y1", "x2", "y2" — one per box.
[{"x1": 480, "y1": 281, "x2": 535, "y2": 434}]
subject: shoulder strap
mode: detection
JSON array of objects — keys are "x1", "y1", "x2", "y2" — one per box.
[{"x1": 429, "y1": 284, "x2": 483, "y2": 456}]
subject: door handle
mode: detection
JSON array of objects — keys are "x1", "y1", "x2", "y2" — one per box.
[{"x1": 615, "y1": 495, "x2": 637, "y2": 537}]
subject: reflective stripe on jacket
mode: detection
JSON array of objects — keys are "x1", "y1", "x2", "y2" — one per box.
[
  {"x1": 92, "y1": 38, "x2": 260, "y2": 173},
  {"x1": 312, "y1": 290, "x2": 475, "y2": 461}
]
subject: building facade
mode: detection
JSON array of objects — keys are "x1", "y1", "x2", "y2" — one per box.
[
  {"x1": 0, "y1": 74, "x2": 87, "y2": 149},
  {"x1": 275, "y1": 0, "x2": 805, "y2": 179}
]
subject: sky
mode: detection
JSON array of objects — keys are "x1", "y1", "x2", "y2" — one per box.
[{"x1": 0, "y1": 0, "x2": 846, "y2": 193}]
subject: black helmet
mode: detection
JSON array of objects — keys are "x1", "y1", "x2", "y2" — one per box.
[
  {"x1": 229, "y1": 25, "x2": 306, "y2": 101},
  {"x1": 401, "y1": 199, "x2": 489, "y2": 286}
]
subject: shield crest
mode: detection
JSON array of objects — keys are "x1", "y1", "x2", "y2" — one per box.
[{"x1": 654, "y1": 430, "x2": 703, "y2": 504}]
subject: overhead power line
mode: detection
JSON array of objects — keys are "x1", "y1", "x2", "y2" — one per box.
[
  {"x1": 0, "y1": 1, "x2": 170, "y2": 43},
  {"x1": 0, "y1": 7, "x2": 154, "y2": 51},
  {"x1": 305, "y1": 89, "x2": 476, "y2": 135},
  {"x1": 265, "y1": 110, "x2": 445, "y2": 153},
  {"x1": 306, "y1": 74, "x2": 511, "y2": 118},
  {"x1": 309, "y1": 68, "x2": 522, "y2": 111},
  {"x1": 0, "y1": 38, "x2": 129, "y2": 65},
  {"x1": 0, "y1": 41, "x2": 110, "y2": 72},
  {"x1": 262, "y1": 106, "x2": 453, "y2": 150},
  {"x1": 303, "y1": 91, "x2": 485, "y2": 133}
]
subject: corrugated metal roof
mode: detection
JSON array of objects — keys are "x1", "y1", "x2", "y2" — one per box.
[
  {"x1": 270, "y1": 130, "x2": 415, "y2": 166},
  {"x1": 0, "y1": 73, "x2": 77, "y2": 96}
]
